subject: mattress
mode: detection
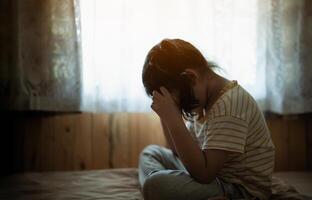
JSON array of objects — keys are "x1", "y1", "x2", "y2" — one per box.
[
  {"x1": 0, "y1": 168, "x2": 311, "y2": 200},
  {"x1": 0, "y1": 168, "x2": 143, "y2": 200},
  {"x1": 274, "y1": 172, "x2": 312, "y2": 198}
]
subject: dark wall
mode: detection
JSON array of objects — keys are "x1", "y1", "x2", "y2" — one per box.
[{"x1": 1, "y1": 112, "x2": 311, "y2": 176}]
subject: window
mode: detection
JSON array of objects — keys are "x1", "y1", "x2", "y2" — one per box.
[{"x1": 80, "y1": 0, "x2": 265, "y2": 112}]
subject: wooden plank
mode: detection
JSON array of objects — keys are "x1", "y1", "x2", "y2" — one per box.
[
  {"x1": 128, "y1": 113, "x2": 165, "y2": 167},
  {"x1": 136, "y1": 113, "x2": 165, "y2": 148},
  {"x1": 91, "y1": 113, "x2": 110, "y2": 169},
  {"x1": 11, "y1": 114, "x2": 23, "y2": 173},
  {"x1": 1, "y1": 113, "x2": 18, "y2": 175},
  {"x1": 111, "y1": 113, "x2": 130, "y2": 168},
  {"x1": 22, "y1": 115, "x2": 42, "y2": 171},
  {"x1": 52, "y1": 114, "x2": 75, "y2": 171},
  {"x1": 111, "y1": 113, "x2": 165, "y2": 168},
  {"x1": 306, "y1": 115, "x2": 312, "y2": 170},
  {"x1": 72, "y1": 113, "x2": 93, "y2": 170},
  {"x1": 267, "y1": 117, "x2": 289, "y2": 171},
  {"x1": 287, "y1": 118, "x2": 307, "y2": 170},
  {"x1": 127, "y1": 113, "x2": 138, "y2": 168},
  {"x1": 36, "y1": 114, "x2": 55, "y2": 171}
]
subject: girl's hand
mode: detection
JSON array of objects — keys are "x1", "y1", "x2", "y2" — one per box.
[{"x1": 151, "y1": 87, "x2": 181, "y2": 122}]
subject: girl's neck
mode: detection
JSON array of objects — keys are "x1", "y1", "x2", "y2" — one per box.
[{"x1": 204, "y1": 72, "x2": 229, "y2": 112}]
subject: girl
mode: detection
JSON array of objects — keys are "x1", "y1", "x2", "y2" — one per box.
[{"x1": 139, "y1": 39, "x2": 275, "y2": 200}]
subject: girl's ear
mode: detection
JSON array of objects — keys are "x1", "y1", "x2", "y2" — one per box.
[{"x1": 180, "y1": 68, "x2": 198, "y2": 83}]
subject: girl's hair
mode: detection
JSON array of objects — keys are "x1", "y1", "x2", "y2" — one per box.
[{"x1": 142, "y1": 38, "x2": 216, "y2": 120}]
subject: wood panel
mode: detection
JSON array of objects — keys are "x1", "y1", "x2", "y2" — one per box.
[
  {"x1": 1, "y1": 112, "x2": 110, "y2": 173},
  {"x1": 287, "y1": 118, "x2": 307, "y2": 170},
  {"x1": 72, "y1": 114, "x2": 93, "y2": 170},
  {"x1": 267, "y1": 118, "x2": 289, "y2": 171},
  {"x1": 267, "y1": 115, "x2": 308, "y2": 171},
  {"x1": 91, "y1": 113, "x2": 110, "y2": 169},
  {"x1": 111, "y1": 113, "x2": 165, "y2": 168},
  {"x1": 1, "y1": 112, "x2": 310, "y2": 174},
  {"x1": 307, "y1": 115, "x2": 312, "y2": 170}
]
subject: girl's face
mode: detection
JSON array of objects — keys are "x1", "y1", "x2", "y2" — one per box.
[
  {"x1": 193, "y1": 79, "x2": 208, "y2": 108},
  {"x1": 185, "y1": 69, "x2": 208, "y2": 112},
  {"x1": 169, "y1": 90, "x2": 181, "y2": 108},
  {"x1": 168, "y1": 69, "x2": 208, "y2": 116}
]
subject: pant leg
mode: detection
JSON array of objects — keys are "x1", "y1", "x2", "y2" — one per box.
[
  {"x1": 138, "y1": 144, "x2": 252, "y2": 200},
  {"x1": 142, "y1": 169, "x2": 225, "y2": 200},
  {"x1": 138, "y1": 144, "x2": 186, "y2": 187},
  {"x1": 139, "y1": 145, "x2": 224, "y2": 200}
]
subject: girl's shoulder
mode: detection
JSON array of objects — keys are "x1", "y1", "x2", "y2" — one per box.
[{"x1": 205, "y1": 82, "x2": 254, "y2": 121}]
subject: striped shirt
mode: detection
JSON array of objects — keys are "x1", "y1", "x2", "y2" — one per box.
[{"x1": 186, "y1": 82, "x2": 275, "y2": 200}]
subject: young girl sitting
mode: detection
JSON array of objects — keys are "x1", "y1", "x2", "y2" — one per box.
[{"x1": 139, "y1": 39, "x2": 275, "y2": 200}]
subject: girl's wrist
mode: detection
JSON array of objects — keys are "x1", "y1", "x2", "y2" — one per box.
[{"x1": 165, "y1": 113, "x2": 184, "y2": 129}]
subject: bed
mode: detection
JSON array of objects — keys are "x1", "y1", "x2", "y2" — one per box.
[{"x1": 0, "y1": 168, "x2": 311, "y2": 200}]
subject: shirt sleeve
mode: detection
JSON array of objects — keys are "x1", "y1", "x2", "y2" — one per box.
[{"x1": 201, "y1": 116, "x2": 248, "y2": 153}]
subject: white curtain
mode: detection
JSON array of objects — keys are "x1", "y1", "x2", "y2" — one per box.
[
  {"x1": 264, "y1": 0, "x2": 312, "y2": 114},
  {"x1": 80, "y1": 0, "x2": 265, "y2": 112},
  {"x1": 2, "y1": 0, "x2": 310, "y2": 113},
  {"x1": 0, "y1": 0, "x2": 81, "y2": 111}
]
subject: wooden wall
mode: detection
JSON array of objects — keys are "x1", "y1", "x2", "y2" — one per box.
[
  {"x1": 0, "y1": 112, "x2": 165, "y2": 175},
  {"x1": 266, "y1": 114, "x2": 311, "y2": 171},
  {"x1": 1, "y1": 112, "x2": 311, "y2": 175}
]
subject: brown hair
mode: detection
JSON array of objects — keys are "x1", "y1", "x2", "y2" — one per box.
[{"x1": 142, "y1": 39, "x2": 216, "y2": 119}]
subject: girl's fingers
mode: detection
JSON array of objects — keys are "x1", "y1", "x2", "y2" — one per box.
[
  {"x1": 159, "y1": 86, "x2": 170, "y2": 96},
  {"x1": 150, "y1": 102, "x2": 156, "y2": 110},
  {"x1": 152, "y1": 96, "x2": 160, "y2": 103},
  {"x1": 150, "y1": 103, "x2": 159, "y2": 114},
  {"x1": 152, "y1": 90, "x2": 162, "y2": 98},
  {"x1": 159, "y1": 87, "x2": 176, "y2": 103}
]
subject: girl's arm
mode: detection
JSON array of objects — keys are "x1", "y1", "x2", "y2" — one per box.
[
  {"x1": 152, "y1": 87, "x2": 229, "y2": 184},
  {"x1": 164, "y1": 115, "x2": 228, "y2": 184},
  {"x1": 160, "y1": 119, "x2": 178, "y2": 156}
]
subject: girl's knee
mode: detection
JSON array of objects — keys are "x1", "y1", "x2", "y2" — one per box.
[
  {"x1": 142, "y1": 144, "x2": 162, "y2": 153},
  {"x1": 140, "y1": 144, "x2": 162, "y2": 158}
]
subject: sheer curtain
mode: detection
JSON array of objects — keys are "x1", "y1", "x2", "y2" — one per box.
[
  {"x1": 79, "y1": 0, "x2": 265, "y2": 112},
  {"x1": 1, "y1": 0, "x2": 311, "y2": 113},
  {"x1": 79, "y1": 0, "x2": 312, "y2": 114},
  {"x1": 264, "y1": 0, "x2": 312, "y2": 114},
  {"x1": 0, "y1": 0, "x2": 81, "y2": 111}
]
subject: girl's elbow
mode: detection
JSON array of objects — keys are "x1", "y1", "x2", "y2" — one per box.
[{"x1": 192, "y1": 173, "x2": 215, "y2": 184}]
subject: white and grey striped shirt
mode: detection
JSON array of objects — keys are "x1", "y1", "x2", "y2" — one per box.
[{"x1": 187, "y1": 81, "x2": 275, "y2": 200}]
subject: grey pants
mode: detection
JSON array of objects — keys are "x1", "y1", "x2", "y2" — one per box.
[{"x1": 138, "y1": 145, "x2": 253, "y2": 200}]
